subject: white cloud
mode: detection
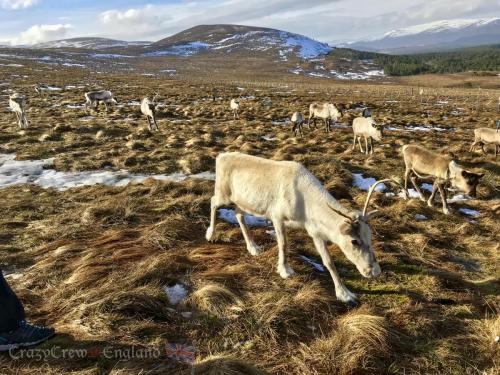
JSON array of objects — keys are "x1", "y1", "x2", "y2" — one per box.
[
  {"x1": 11, "y1": 23, "x2": 72, "y2": 45},
  {"x1": 95, "y1": 0, "x2": 500, "y2": 43},
  {"x1": 1, "y1": 0, "x2": 39, "y2": 9}
]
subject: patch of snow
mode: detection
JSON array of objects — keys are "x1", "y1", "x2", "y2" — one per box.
[
  {"x1": 447, "y1": 194, "x2": 469, "y2": 203},
  {"x1": 352, "y1": 173, "x2": 387, "y2": 192},
  {"x1": 144, "y1": 42, "x2": 211, "y2": 57},
  {"x1": 66, "y1": 104, "x2": 85, "y2": 109},
  {"x1": 0, "y1": 154, "x2": 214, "y2": 191},
  {"x1": 299, "y1": 255, "x2": 325, "y2": 272},
  {"x1": 458, "y1": 208, "x2": 480, "y2": 217},
  {"x1": 218, "y1": 208, "x2": 269, "y2": 227},
  {"x1": 163, "y1": 283, "x2": 188, "y2": 305},
  {"x1": 415, "y1": 214, "x2": 428, "y2": 220},
  {"x1": 261, "y1": 135, "x2": 277, "y2": 141},
  {"x1": 405, "y1": 124, "x2": 454, "y2": 132}
]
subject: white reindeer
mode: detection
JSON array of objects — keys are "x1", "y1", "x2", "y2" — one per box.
[
  {"x1": 205, "y1": 152, "x2": 398, "y2": 306},
  {"x1": 469, "y1": 128, "x2": 500, "y2": 157},
  {"x1": 9, "y1": 93, "x2": 28, "y2": 129},
  {"x1": 291, "y1": 111, "x2": 304, "y2": 137},
  {"x1": 141, "y1": 93, "x2": 159, "y2": 131},
  {"x1": 84, "y1": 90, "x2": 118, "y2": 112},
  {"x1": 230, "y1": 99, "x2": 240, "y2": 119},
  {"x1": 352, "y1": 117, "x2": 384, "y2": 154},
  {"x1": 403, "y1": 144, "x2": 484, "y2": 215},
  {"x1": 308, "y1": 102, "x2": 343, "y2": 133}
]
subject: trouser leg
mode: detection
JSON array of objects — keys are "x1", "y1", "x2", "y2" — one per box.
[{"x1": 0, "y1": 270, "x2": 26, "y2": 333}]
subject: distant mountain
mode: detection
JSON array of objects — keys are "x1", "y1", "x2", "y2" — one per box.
[
  {"x1": 147, "y1": 24, "x2": 333, "y2": 59},
  {"x1": 348, "y1": 18, "x2": 500, "y2": 54},
  {"x1": 34, "y1": 37, "x2": 150, "y2": 50}
]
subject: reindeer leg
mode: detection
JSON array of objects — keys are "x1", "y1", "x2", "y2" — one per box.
[
  {"x1": 153, "y1": 116, "x2": 159, "y2": 131},
  {"x1": 312, "y1": 237, "x2": 357, "y2": 306},
  {"x1": 410, "y1": 175, "x2": 426, "y2": 202},
  {"x1": 273, "y1": 219, "x2": 294, "y2": 278},
  {"x1": 364, "y1": 137, "x2": 369, "y2": 155},
  {"x1": 206, "y1": 195, "x2": 223, "y2": 241},
  {"x1": 235, "y1": 208, "x2": 262, "y2": 256},
  {"x1": 469, "y1": 141, "x2": 477, "y2": 152},
  {"x1": 369, "y1": 138, "x2": 374, "y2": 154},
  {"x1": 352, "y1": 134, "x2": 357, "y2": 150},
  {"x1": 427, "y1": 180, "x2": 438, "y2": 207},
  {"x1": 437, "y1": 182, "x2": 450, "y2": 215},
  {"x1": 481, "y1": 143, "x2": 487, "y2": 155},
  {"x1": 357, "y1": 136, "x2": 364, "y2": 153}
]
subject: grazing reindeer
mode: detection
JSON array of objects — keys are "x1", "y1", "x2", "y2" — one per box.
[
  {"x1": 141, "y1": 93, "x2": 159, "y2": 131},
  {"x1": 84, "y1": 90, "x2": 118, "y2": 112},
  {"x1": 206, "y1": 152, "x2": 398, "y2": 306},
  {"x1": 308, "y1": 102, "x2": 343, "y2": 133},
  {"x1": 402, "y1": 144, "x2": 484, "y2": 215},
  {"x1": 469, "y1": 128, "x2": 500, "y2": 157},
  {"x1": 291, "y1": 111, "x2": 304, "y2": 137},
  {"x1": 34, "y1": 84, "x2": 51, "y2": 97},
  {"x1": 352, "y1": 117, "x2": 384, "y2": 154},
  {"x1": 9, "y1": 93, "x2": 28, "y2": 129},
  {"x1": 230, "y1": 99, "x2": 240, "y2": 119}
]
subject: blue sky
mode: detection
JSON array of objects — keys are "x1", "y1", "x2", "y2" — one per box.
[{"x1": 1, "y1": 0, "x2": 498, "y2": 45}]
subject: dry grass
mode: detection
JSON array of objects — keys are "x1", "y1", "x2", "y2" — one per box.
[{"x1": 0, "y1": 63, "x2": 498, "y2": 374}]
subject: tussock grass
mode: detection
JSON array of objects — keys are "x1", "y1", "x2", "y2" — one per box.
[{"x1": 0, "y1": 69, "x2": 498, "y2": 374}]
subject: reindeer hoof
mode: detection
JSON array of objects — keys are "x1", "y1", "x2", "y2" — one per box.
[
  {"x1": 247, "y1": 244, "x2": 263, "y2": 256},
  {"x1": 205, "y1": 227, "x2": 214, "y2": 242},
  {"x1": 337, "y1": 289, "x2": 358, "y2": 307},
  {"x1": 443, "y1": 208, "x2": 451, "y2": 215},
  {"x1": 427, "y1": 200, "x2": 434, "y2": 208},
  {"x1": 278, "y1": 264, "x2": 295, "y2": 279},
  {"x1": 346, "y1": 298, "x2": 359, "y2": 308}
]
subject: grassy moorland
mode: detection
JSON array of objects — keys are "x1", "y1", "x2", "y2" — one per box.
[{"x1": 0, "y1": 63, "x2": 498, "y2": 374}]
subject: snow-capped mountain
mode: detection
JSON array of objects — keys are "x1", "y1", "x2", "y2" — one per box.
[
  {"x1": 34, "y1": 37, "x2": 150, "y2": 50},
  {"x1": 148, "y1": 25, "x2": 333, "y2": 59},
  {"x1": 348, "y1": 18, "x2": 500, "y2": 54}
]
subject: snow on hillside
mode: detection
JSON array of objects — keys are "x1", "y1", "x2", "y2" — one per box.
[
  {"x1": 34, "y1": 38, "x2": 150, "y2": 50},
  {"x1": 384, "y1": 18, "x2": 500, "y2": 38},
  {"x1": 145, "y1": 30, "x2": 332, "y2": 60}
]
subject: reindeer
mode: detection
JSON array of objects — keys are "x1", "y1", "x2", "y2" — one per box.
[
  {"x1": 141, "y1": 93, "x2": 159, "y2": 131},
  {"x1": 469, "y1": 128, "x2": 500, "y2": 157},
  {"x1": 9, "y1": 93, "x2": 28, "y2": 129},
  {"x1": 291, "y1": 111, "x2": 304, "y2": 137},
  {"x1": 84, "y1": 90, "x2": 118, "y2": 112},
  {"x1": 402, "y1": 144, "x2": 484, "y2": 215},
  {"x1": 34, "y1": 84, "x2": 50, "y2": 97},
  {"x1": 205, "y1": 152, "x2": 400, "y2": 306},
  {"x1": 230, "y1": 99, "x2": 240, "y2": 119},
  {"x1": 352, "y1": 117, "x2": 384, "y2": 154},
  {"x1": 308, "y1": 102, "x2": 343, "y2": 133}
]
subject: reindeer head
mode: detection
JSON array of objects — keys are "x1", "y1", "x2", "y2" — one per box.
[
  {"x1": 328, "y1": 179, "x2": 404, "y2": 279},
  {"x1": 371, "y1": 122, "x2": 384, "y2": 141},
  {"x1": 449, "y1": 162, "x2": 483, "y2": 198},
  {"x1": 326, "y1": 179, "x2": 398, "y2": 279}
]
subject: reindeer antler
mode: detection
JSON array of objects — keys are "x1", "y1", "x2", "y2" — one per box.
[
  {"x1": 327, "y1": 203, "x2": 354, "y2": 222},
  {"x1": 362, "y1": 178, "x2": 408, "y2": 218}
]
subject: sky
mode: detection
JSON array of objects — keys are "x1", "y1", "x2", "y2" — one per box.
[{"x1": 0, "y1": 0, "x2": 499, "y2": 45}]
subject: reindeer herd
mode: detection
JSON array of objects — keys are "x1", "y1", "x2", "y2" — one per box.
[{"x1": 5, "y1": 84, "x2": 497, "y2": 306}]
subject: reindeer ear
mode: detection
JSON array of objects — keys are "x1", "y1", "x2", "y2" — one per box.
[{"x1": 364, "y1": 210, "x2": 380, "y2": 221}]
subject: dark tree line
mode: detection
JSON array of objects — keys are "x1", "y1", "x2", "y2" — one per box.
[{"x1": 332, "y1": 45, "x2": 500, "y2": 76}]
